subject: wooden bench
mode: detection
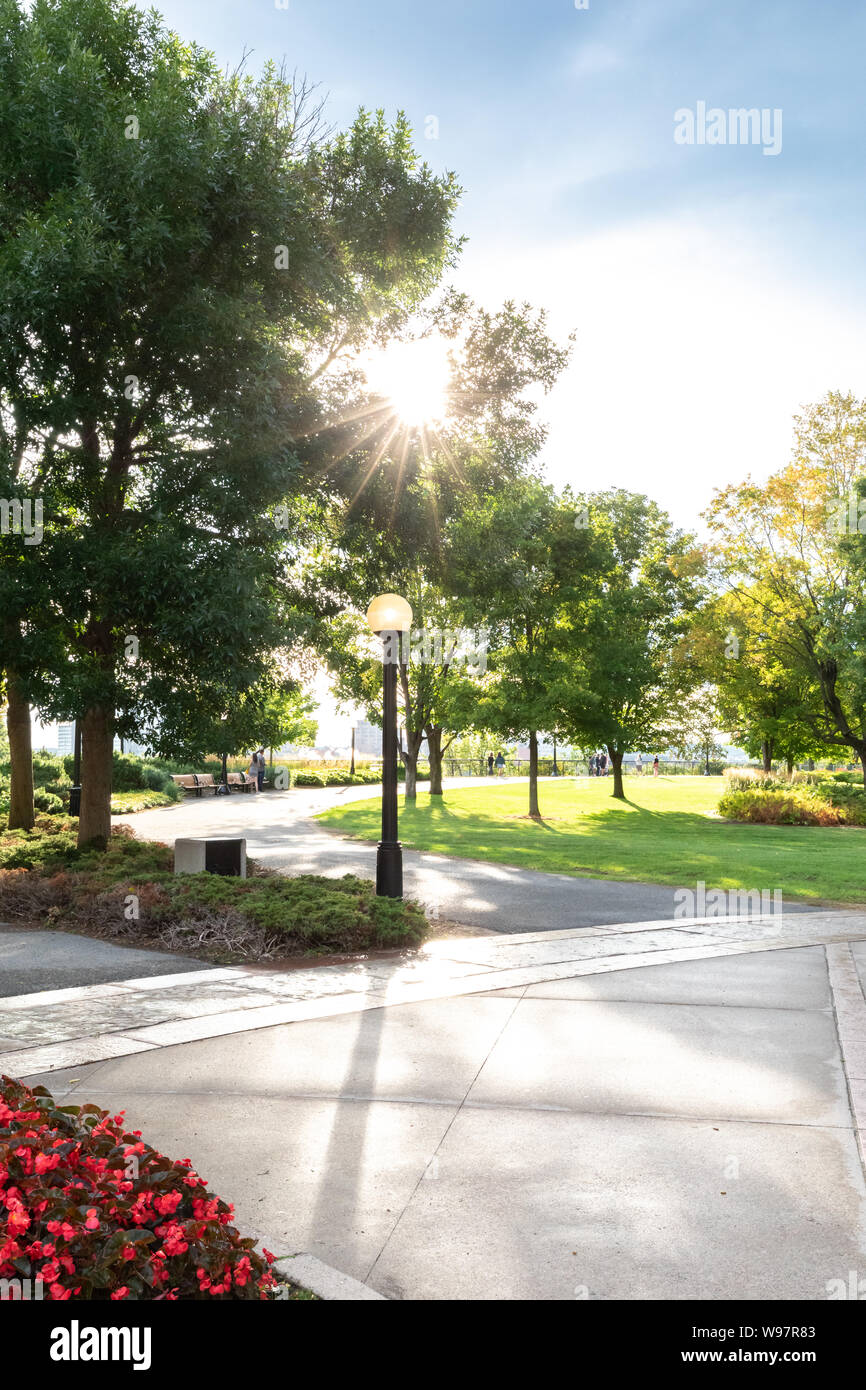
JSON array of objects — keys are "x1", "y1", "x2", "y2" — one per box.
[
  {"x1": 227, "y1": 772, "x2": 257, "y2": 793},
  {"x1": 171, "y1": 773, "x2": 218, "y2": 798}
]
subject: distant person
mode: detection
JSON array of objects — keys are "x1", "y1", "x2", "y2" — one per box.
[
  {"x1": 653, "y1": 755, "x2": 660, "y2": 777},
  {"x1": 636, "y1": 753, "x2": 643, "y2": 775},
  {"x1": 495, "y1": 752, "x2": 506, "y2": 777},
  {"x1": 487, "y1": 752, "x2": 495, "y2": 776},
  {"x1": 247, "y1": 751, "x2": 259, "y2": 786},
  {"x1": 256, "y1": 748, "x2": 266, "y2": 791},
  {"x1": 599, "y1": 751, "x2": 608, "y2": 776}
]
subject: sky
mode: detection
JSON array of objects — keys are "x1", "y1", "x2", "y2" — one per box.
[
  {"x1": 39, "y1": 0, "x2": 866, "y2": 748},
  {"x1": 154, "y1": 0, "x2": 866, "y2": 530}
]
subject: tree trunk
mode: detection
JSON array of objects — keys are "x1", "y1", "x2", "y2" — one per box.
[
  {"x1": 426, "y1": 726, "x2": 444, "y2": 796},
  {"x1": 400, "y1": 727, "x2": 425, "y2": 803},
  {"x1": 761, "y1": 738, "x2": 773, "y2": 773},
  {"x1": 861, "y1": 753, "x2": 866, "y2": 791},
  {"x1": 77, "y1": 705, "x2": 114, "y2": 848},
  {"x1": 528, "y1": 730, "x2": 540, "y2": 817},
  {"x1": 786, "y1": 756, "x2": 794, "y2": 778},
  {"x1": 5, "y1": 671, "x2": 34, "y2": 830},
  {"x1": 609, "y1": 746, "x2": 625, "y2": 800}
]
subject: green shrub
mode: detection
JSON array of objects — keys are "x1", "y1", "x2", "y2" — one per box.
[
  {"x1": 33, "y1": 789, "x2": 64, "y2": 816},
  {"x1": 0, "y1": 825, "x2": 427, "y2": 960},
  {"x1": 294, "y1": 773, "x2": 325, "y2": 787},
  {"x1": 718, "y1": 787, "x2": 846, "y2": 826}
]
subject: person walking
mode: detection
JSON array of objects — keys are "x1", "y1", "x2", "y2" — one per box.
[
  {"x1": 487, "y1": 752, "x2": 495, "y2": 776},
  {"x1": 589, "y1": 753, "x2": 596, "y2": 777},
  {"x1": 636, "y1": 753, "x2": 643, "y2": 775},
  {"x1": 256, "y1": 747, "x2": 266, "y2": 791},
  {"x1": 495, "y1": 751, "x2": 506, "y2": 778},
  {"x1": 653, "y1": 755, "x2": 660, "y2": 777}
]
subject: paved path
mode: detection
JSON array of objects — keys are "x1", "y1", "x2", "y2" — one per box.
[
  {"x1": 118, "y1": 781, "x2": 826, "y2": 935},
  {"x1": 16, "y1": 934, "x2": 866, "y2": 1300},
  {"x1": 0, "y1": 926, "x2": 211, "y2": 996}
]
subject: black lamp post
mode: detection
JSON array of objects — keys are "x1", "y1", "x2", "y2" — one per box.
[
  {"x1": 366, "y1": 593, "x2": 412, "y2": 899},
  {"x1": 69, "y1": 720, "x2": 82, "y2": 818}
]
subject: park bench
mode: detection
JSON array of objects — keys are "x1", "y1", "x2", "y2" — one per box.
[
  {"x1": 170, "y1": 773, "x2": 218, "y2": 798},
  {"x1": 227, "y1": 772, "x2": 257, "y2": 793}
]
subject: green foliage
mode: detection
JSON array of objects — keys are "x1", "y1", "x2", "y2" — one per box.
[
  {"x1": 719, "y1": 779, "x2": 866, "y2": 826},
  {"x1": 0, "y1": 825, "x2": 427, "y2": 955},
  {"x1": 0, "y1": 0, "x2": 459, "y2": 839}
]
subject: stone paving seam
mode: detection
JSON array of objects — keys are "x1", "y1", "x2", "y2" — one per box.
[
  {"x1": 360, "y1": 989, "x2": 526, "y2": 1288},
  {"x1": 826, "y1": 942, "x2": 866, "y2": 1175},
  {"x1": 8, "y1": 930, "x2": 862, "y2": 1079}
]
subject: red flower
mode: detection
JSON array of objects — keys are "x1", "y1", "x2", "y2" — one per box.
[{"x1": 110, "y1": 1286, "x2": 130, "y2": 1300}]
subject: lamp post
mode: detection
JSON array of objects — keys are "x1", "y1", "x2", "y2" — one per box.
[
  {"x1": 365, "y1": 593, "x2": 413, "y2": 898},
  {"x1": 69, "y1": 720, "x2": 82, "y2": 818}
]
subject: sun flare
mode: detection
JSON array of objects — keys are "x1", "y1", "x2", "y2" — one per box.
[{"x1": 364, "y1": 336, "x2": 451, "y2": 426}]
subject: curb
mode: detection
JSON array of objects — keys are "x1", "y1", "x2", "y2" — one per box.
[
  {"x1": 242, "y1": 1226, "x2": 387, "y2": 1300},
  {"x1": 273, "y1": 1253, "x2": 388, "y2": 1301}
]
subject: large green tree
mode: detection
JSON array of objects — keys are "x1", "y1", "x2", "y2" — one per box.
[
  {"x1": 706, "y1": 392, "x2": 866, "y2": 783},
  {"x1": 553, "y1": 491, "x2": 707, "y2": 800},
  {"x1": 0, "y1": 0, "x2": 459, "y2": 842}
]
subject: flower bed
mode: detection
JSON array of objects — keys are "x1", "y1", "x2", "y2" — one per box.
[
  {"x1": 0, "y1": 1074, "x2": 280, "y2": 1300},
  {"x1": 0, "y1": 822, "x2": 427, "y2": 961}
]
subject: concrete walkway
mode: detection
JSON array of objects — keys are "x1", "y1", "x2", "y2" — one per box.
[
  {"x1": 117, "y1": 781, "x2": 824, "y2": 934},
  {"x1": 18, "y1": 936, "x2": 866, "y2": 1300},
  {"x1": 5, "y1": 782, "x2": 864, "y2": 1299}
]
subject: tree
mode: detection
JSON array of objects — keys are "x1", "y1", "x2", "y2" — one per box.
[
  {"x1": 690, "y1": 592, "x2": 832, "y2": 772},
  {"x1": 705, "y1": 392, "x2": 866, "y2": 784},
  {"x1": 308, "y1": 296, "x2": 573, "y2": 803},
  {"x1": 450, "y1": 482, "x2": 594, "y2": 818},
  {"x1": 0, "y1": 0, "x2": 460, "y2": 844},
  {"x1": 553, "y1": 491, "x2": 707, "y2": 800},
  {"x1": 669, "y1": 684, "x2": 728, "y2": 774}
]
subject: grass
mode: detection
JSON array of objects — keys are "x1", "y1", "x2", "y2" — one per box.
[
  {"x1": 317, "y1": 775, "x2": 866, "y2": 906},
  {"x1": 109, "y1": 789, "x2": 177, "y2": 814}
]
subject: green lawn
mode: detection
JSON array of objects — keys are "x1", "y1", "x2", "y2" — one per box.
[{"x1": 316, "y1": 776, "x2": 866, "y2": 905}]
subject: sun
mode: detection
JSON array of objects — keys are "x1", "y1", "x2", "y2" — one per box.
[{"x1": 363, "y1": 336, "x2": 451, "y2": 426}]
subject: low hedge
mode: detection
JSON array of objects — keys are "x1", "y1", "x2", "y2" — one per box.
[
  {"x1": 718, "y1": 785, "x2": 866, "y2": 826},
  {"x1": 0, "y1": 823, "x2": 427, "y2": 961},
  {"x1": 0, "y1": 1073, "x2": 281, "y2": 1300}
]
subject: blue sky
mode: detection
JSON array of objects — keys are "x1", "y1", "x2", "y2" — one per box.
[{"x1": 153, "y1": 0, "x2": 866, "y2": 530}]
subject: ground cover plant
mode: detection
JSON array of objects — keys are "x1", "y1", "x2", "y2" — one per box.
[{"x1": 0, "y1": 821, "x2": 427, "y2": 960}]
